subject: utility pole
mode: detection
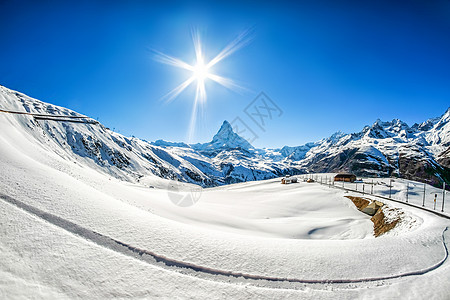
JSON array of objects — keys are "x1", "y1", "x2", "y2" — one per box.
[
  {"x1": 371, "y1": 180, "x2": 374, "y2": 194},
  {"x1": 362, "y1": 184, "x2": 365, "y2": 195},
  {"x1": 423, "y1": 183, "x2": 426, "y2": 207}
]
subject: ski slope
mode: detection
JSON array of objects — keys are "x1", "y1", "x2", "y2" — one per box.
[{"x1": 1, "y1": 104, "x2": 450, "y2": 299}]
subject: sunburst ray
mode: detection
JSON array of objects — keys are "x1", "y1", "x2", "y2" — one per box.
[{"x1": 154, "y1": 28, "x2": 252, "y2": 142}]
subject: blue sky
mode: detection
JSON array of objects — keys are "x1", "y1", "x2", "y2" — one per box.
[{"x1": 1, "y1": 0, "x2": 449, "y2": 148}]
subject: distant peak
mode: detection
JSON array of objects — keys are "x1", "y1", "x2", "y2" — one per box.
[
  {"x1": 330, "y1": 131, "x2": 345, "y2": 138},
  {"x1": 435, "y1": 107, "x2": 450, "y2": 125},
  {"x1": 219, "y1": 120, "x2": 233, "y2": 130},
  {"x1": 208, "y1": 120, "x2": 253, "y2": 150},
  {"x1": 443, "y1": 107, "x2": 450, "y2": 118},
  {"x1": 373, "y1": 118, "x2": 382, "y2": 125}
]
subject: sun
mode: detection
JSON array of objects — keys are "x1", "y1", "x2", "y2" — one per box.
[
  {"x1": 154, "y1": 28, "x2": 253, "y2": 141},
  {"x1": 192, "y1": 58, "x2": 209, "y2": 82}
]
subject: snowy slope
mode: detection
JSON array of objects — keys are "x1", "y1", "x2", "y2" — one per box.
[
  {"x1": 1, "y1": 85, "x2": 450, "y2": 299},
  {"x1": 1, "y1": 117, "x2": 449, "y2": 298},
  {"x1": 0, "y1": 85, "x2": 219, "y2": 186}
]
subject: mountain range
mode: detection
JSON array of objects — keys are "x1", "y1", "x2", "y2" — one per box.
[{"x1": 1, "y1": 84, "x2": 449, "y2": 187}]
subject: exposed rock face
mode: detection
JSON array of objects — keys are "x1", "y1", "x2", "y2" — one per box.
[
  {"x1": 371, "y1": 208, "x2": 400, "y2": 237},
  {"x1": 437, "y1": 148, "x2": 450, "y2": 168},
  {"x1": 345, "y1": 196, "x2": 400, "y2": 237}
]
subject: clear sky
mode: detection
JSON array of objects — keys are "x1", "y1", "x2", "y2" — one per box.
[{"x1": 1, "y1": 0, "x2": 449, "y2": 148}]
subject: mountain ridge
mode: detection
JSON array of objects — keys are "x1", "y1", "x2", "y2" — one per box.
[{"x1": 0, "y1": 84, "x2": 449, "y2": 187}]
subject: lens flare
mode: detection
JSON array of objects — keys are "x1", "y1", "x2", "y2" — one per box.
[
  {"x1": 154, "y1": 28, "x2": 253, "y2": 141},
  {"x1": 193, "y1": 58, "x2": 208, "y2": 82}
]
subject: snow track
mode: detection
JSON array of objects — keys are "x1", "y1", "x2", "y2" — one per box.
[
  {"x1": 0, "y1": 108, "x2": 87, "y2": 118},
  {"x1": 1, "y1": 192, "x2": 448, "y2": 288},
  {"x1": 0, "y1": 108, "x2": 98, "y2": 124}
]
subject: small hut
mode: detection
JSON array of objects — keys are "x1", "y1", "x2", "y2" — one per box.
[
  {"x1": 334, "y1": 173, "x2": 356, "y2": 183},
  {"x1": 281, "y1": 175, "x2": 298, "y2": 184}
]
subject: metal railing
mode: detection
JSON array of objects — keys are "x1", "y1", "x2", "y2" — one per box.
[{"x1": 299, "y1": 174, "x2": 449, "y2": 219}]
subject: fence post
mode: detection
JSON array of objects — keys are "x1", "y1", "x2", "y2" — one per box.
[
  {"x1": 389, "y1": 179, "x2": 392, "y2": 199},
  {"x1": 442, "y1": 182, "x2": 446, "y2": 212},
  {"x1": 371, "y1": 180, "x2": 373, "y2": 194},
  {"x1": 406, "y1": 182, "x2": 409, "y2": 203},
  {"x1": 434, "y1": 194, "x2": 437, "y2": 210},
  {"x1": 423, "y1": 183, "x2": 426, "y2": 207},
  {"x1": 362, "y1": 184, "x2": 365, "y2": 195}
]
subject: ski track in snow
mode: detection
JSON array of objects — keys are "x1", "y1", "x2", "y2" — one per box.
[{"x1": 1, "y1": 192, "x2": 448, "y2": 289}]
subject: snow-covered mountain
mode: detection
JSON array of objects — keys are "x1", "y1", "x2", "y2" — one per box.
[
  {"x1": 296, "y1": 110, "x2": 450, "y2": 186},
  {"x1": 191, "y1": 120, "x2": 253, "y2": 151},
  {"x1": 0, "y1": 84, "x2": 449, "y2": 187},
  {"x1": 0, "y1": 85, "x2": 302, "y2": 187}
]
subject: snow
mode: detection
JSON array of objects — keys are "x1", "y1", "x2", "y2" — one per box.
[{"x1": 1, "y1": 85, "x2": 450, "y2": 299}]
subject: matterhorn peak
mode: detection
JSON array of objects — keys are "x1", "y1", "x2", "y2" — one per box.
[
  {"x1": 210, "y1": 120, "x2": 253, "y2": 150},
  {"x1": 215, "y1": 120, "x2": 234, "y2": 137}
]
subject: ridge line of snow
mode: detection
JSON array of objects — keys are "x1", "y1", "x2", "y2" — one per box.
[{"x1": 0, "y1": 108, "x2": 87, "y2": 118}]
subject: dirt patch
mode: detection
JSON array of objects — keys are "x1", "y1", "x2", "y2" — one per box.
[
  {"x1": 345, "y1": 196, "x2": 401, "y2": 237},
  {"x1": 371, "y1": 207, "x2": 400, "y2": 237},
  {"x1": 345, "y1": 196, "x2": 370, "y2": 210}
]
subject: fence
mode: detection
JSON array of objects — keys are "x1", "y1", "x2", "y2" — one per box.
[{"x1": 299, "y1": 174, "x2": 448, "y2": 216}]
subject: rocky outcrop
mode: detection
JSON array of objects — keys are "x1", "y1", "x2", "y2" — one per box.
[{"x1": 345, "y1": 196, "x2": 400, "y2": 237}]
